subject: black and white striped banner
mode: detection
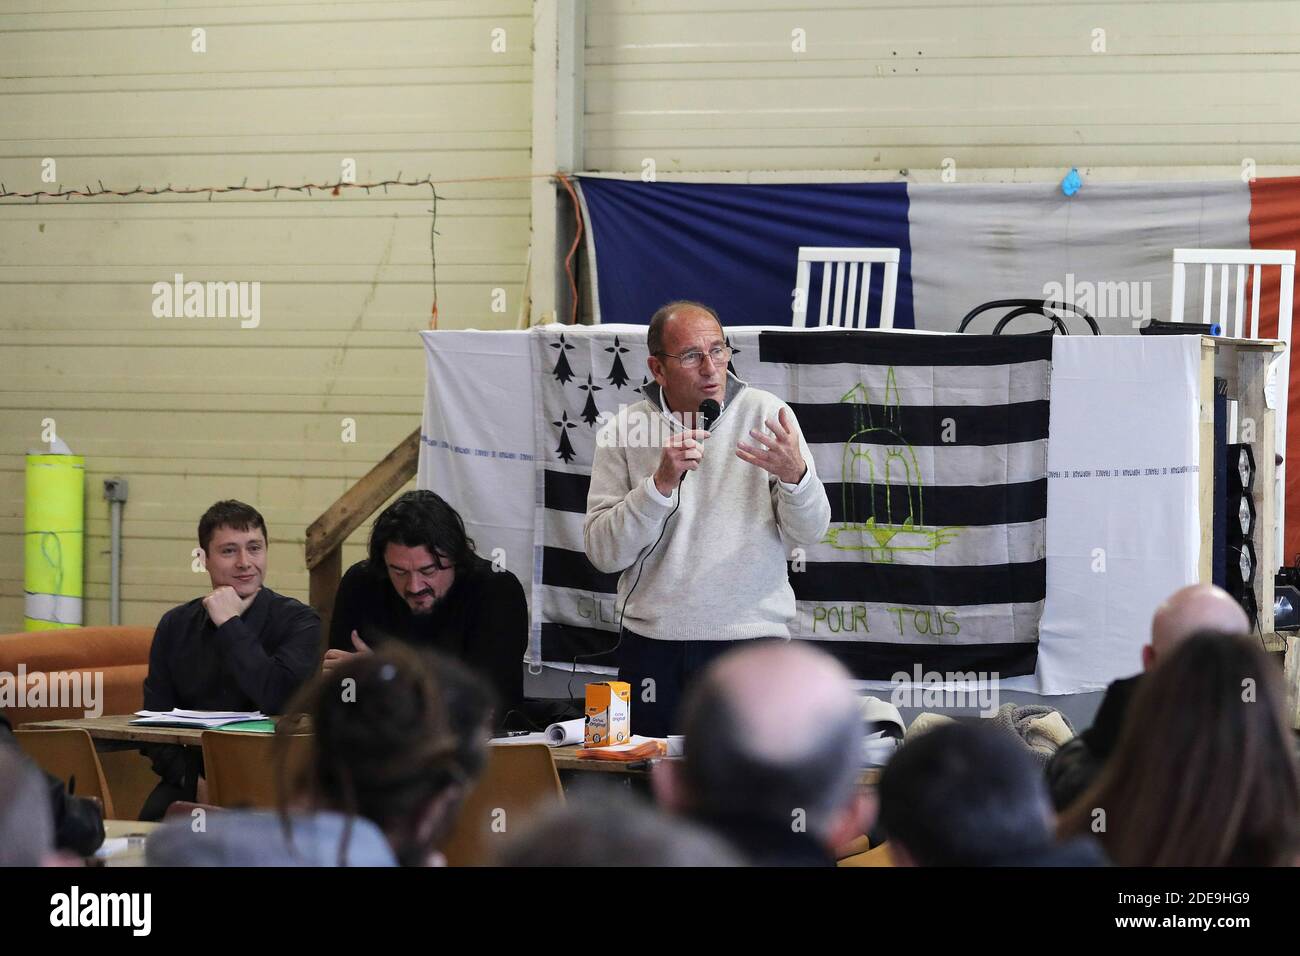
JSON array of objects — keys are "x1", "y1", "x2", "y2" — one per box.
[{"x1": 532, "y1": 327, "x2": 1050, "y2": 680}]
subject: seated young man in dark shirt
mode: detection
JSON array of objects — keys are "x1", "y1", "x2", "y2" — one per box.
[
  {"x1": 323, "y1": 490, "x2": 528, "y2": 727},
  {"x1": 138, "y1": 500, "x2": 320, "y2": 820}
]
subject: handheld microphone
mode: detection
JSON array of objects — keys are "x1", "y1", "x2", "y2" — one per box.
[
  {"x1": 698, "y1": 398, "x2": 721, "y2": 431},
  {"x1": 680, "y1": 399, "x2": 721, "y2": 488}
]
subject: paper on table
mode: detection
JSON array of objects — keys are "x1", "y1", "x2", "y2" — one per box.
[
  {"x1": 545, "y1": 717, "x2": 585, "y2": 746},
  {"x1": 92, "y1": 838, "x2": 131, "y2": 859},
  {"x1": 134, "y1": 709, "x2": 265, "y2": 720},
  {"x1": 490, "y1": 732, "x2": 551, "y2": 746},
  {"x1": 574, "y1": 736, "x2": 668, "y2": 761},
  {"x1": 490, "y1": 717, "x2": 588, "y2": 747},
  {"x1": 130, "y1": 709, "x2": 266, "y2": 729},
  {"x1": 130, "y1": 717, "x2": 262, "y2": 728}
]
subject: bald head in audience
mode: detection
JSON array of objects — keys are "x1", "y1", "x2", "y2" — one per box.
[
  {"x1": 652, "y1": 640, "x2": 872, "y2": 859},
  {"x1": 499, "y1": 789, "x2": 743, "y2": 867},
  {"x1": 1144, "y1": 583, "x2": 1249, "y2": 671}
]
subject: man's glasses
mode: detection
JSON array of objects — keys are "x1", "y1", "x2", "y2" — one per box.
[{"x1": 656, "y1": 345, "x2": 732, "y2": 369}]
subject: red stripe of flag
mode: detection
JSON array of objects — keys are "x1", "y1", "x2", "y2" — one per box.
[{"x1": 1248, "y1": 176, "x2": 1300, "y2": 563}]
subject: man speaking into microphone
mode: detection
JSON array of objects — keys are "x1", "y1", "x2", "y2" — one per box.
[{"x1": 584, "y1": 301, "x2": 831, "y2": 737}]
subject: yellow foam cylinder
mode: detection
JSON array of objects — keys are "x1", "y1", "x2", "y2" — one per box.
[{"x1": 25, "y1": 453, "x2": 84, "y2": 630}]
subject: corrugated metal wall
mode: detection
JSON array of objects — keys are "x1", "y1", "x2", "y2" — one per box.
[
  {"x1": 585, "y1": 0, "x2": 1300, "y2": 177},
  {"x1": 4, "y1": 0, "x2": 1296, "y2": 631},
  {"x1": 0, "y1": 0, "x2": 532, "y2": 629}
]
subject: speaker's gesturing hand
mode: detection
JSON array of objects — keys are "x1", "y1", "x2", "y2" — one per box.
[
  {"x1": 736, "y1": 407, "x2": 808, "y2": 485},
  {"x1": 653, "y1": 428, "x2": 712, "y2": 496}
]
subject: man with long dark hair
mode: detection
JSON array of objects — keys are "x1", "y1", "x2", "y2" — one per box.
[{"x1": 323, "y1": 490, "x2": 527, "y2": 723}]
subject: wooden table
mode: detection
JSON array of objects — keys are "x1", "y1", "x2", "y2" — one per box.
[
  {"x1": 24, "y1": 715, "x2": 211, "y2": 749},
  {"x1": 548, "y1": 744, "x2": 658, "y2": 774},
  {"x1": 24, "y1": 715, "x2": 290, "y2": 747},
  {"x1": 27, "y1": 716, "x2": 882, "y2": 785},
  {"x1": 547, "y1": 744, "x2": 880, "y2": 786}
]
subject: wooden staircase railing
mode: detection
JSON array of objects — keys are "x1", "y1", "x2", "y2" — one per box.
[{"x1": 306, "y1": 427, "x2": 421, "y2": 639}]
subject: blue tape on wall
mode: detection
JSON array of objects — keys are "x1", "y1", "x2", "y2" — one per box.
[{"x1": 577, "y1": 179, "x2": 913, "y2": 329}]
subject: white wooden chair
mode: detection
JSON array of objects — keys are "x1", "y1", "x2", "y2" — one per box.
[
  {"x1": 793, "y1": 247, "x2": 900, "y2": 329},
  {"x1": 1170, "y1": 248, "x2": 1297, "y2": 562}
]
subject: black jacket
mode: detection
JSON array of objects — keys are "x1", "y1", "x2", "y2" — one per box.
[
  {"x1": 1046, "y1": 673, "x2": 1144, "y2": 811},
  {"x1": 143, "y1": 586, "x2": 320, "y2": 715},
  {"x1": 0, "y1": 714, "x2": 105, "y2": 856},
  {"x1": 329, "y1": 556, "x2": 528, "y2": 723},
  {"x1": 141, "y1": 586, "x2": 319, "y2": 788}
]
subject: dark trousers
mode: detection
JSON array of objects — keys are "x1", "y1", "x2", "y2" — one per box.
[
  {"x1": 139, "y1": 780, "x2": 195, "y2": 822},
  {"x1": 137, "y1": 745, "x2": 202, "y2": 821},
  {"x1": 616, "y1": 628, "x2": 738, "y2": 738}
]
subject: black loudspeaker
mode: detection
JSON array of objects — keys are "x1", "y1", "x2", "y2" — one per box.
[
  {"x1": 1212, "y1": 379, "x2": 1227, "y2": 589},
  {"x1": 1225, "y1": 443, "x2": 1258, "y2": 620}
]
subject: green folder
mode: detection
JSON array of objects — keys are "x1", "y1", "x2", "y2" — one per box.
[{"x1": 219, "y1": 719, "x2": 277, "y2": 734}]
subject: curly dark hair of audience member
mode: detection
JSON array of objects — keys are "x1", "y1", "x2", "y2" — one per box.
[
  {"x1": 1058, "y1": 631, "x2": 1300, "y2": 866},
  {"x1": 416, "y1": 648, "x2": 497, "y2": 782},
  {"x1": 274, "y1": 643, "x2": 468, "y2": 866},
  {"x1": 367, "y1": 489, "x2": 477, "y2": 576}
]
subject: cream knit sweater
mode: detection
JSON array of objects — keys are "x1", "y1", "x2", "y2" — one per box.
[{"x1": 584, "y1": 372, "x2": 831, "y2": 642}]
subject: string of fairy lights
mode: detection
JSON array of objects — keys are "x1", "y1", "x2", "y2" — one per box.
[
  {"x1": 0, "y1": 174, "x2": 447, "y2": 325},
  {"x1": 0, "y1": 170, "x2": 582, "y2": 325},
  {"x1": 0, "y1": 175, "x2": 438, "y2": 202}
]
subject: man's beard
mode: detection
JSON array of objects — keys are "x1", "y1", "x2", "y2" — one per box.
[{"x1": 405, "y1": 590, "x2": 440, "y2": 616}]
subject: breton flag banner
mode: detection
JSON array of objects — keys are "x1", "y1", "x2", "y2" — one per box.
[
  {"x1": 531, "y1": 327, "x2": 651, "y2": 672},
  {"x1": 531, "y1": 325, "x2": 1051, "y2": 681}
]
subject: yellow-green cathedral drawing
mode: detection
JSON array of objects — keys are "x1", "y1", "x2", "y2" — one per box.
[{"x1": 824, "y1": 368, "x2": 962, "y2": 561}]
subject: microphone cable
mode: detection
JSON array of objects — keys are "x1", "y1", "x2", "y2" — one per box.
[
  {"x1": 566, "y1": 471, "x2": 684, "y2": 700},
  {"x1": 565, "y1": 402, "x2": 717, "y2": 699}
]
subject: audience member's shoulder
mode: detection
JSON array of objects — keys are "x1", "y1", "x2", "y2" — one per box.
[
  {"x1": 1101, "y1": 672, "x2": 1144, "y2": 710},
  {"x1": 146, "y1": 810, "x2": 396, "y2": 867},
  {"x1": 1081, "y1": 672, "x2": 1145, "y2": 754},
  {"x1": 468, "y1": 553, "x2": 525, "y2": 596},
  {"x1": 336, "y1": 560, "x2": 383, "y2": 600},
  {"x1": 339, "y1": 559, "x2": 375, "y2": 586},
  {"x1": 1044, "y1": 735, "x2": 1101, "y2": 812}
]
